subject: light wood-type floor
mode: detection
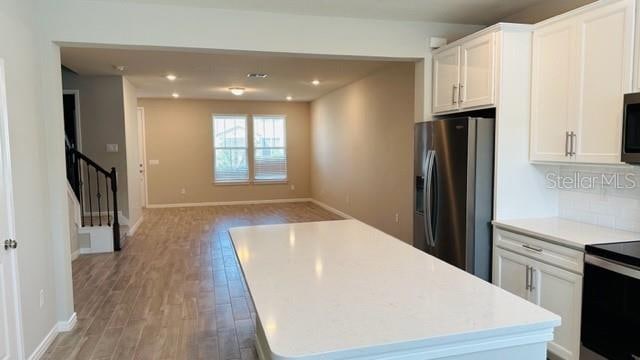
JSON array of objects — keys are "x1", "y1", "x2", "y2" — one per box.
[{"x1": 43, "y1": 202, "x2": 342, "y2": 360}]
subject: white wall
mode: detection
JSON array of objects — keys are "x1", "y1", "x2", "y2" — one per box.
[
  {"x1": 0, "y1": 0, "x2": 61, "y2": 356},
  {"x1": 39, "y1": 0, "x2": 482, "y2": 59},
  {"x1": 122, "y1": 77, "x2": 142, "y2": 228}
]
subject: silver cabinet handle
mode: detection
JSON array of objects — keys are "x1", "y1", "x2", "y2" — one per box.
[
  {"x1": 525, "y1": 265, "x2": 530, "y2": 291},
  {"x1": 570, "y1": 132, "x2": 577, "y2": 156},
  {"x1": 459, "y1": 84, "x2": 464, "y2": 103},
  {"x1": 565, "y1": 131, "x2": 570, "y2": 157},
  {"x1": 452, "y1": 84, "x2": 458, "y2": 104},
  {"x1": 522, "y1": 244, "x2": 543, "y2": 253},
  {"x1": 529, "y1": 268, "x2": 536, "y2": 292}
]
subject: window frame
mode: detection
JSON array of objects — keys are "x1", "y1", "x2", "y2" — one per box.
[
  {"x1": 212, "y1": 114, "x2": 250, "y2": 184},
  {"x1": 252, "y1": 114, "x2": 288, "y2": 184}
]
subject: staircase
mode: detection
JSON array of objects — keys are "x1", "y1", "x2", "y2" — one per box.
[{"x1": 66, "y1": 141, "x2": 122, "y2": 254}]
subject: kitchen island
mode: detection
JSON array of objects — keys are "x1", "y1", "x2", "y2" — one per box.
[{"x1": 229, "y1": 219, "x2": 560, "y2": 360}]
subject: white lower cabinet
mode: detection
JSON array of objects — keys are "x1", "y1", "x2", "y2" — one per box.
[{"x1": 493, "y1": 230, "x2": 583, "y2": 360}]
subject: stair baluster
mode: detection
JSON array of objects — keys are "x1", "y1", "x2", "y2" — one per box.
[{"x1": 65, "y1": 143, "x2": 121, "y2": 251}]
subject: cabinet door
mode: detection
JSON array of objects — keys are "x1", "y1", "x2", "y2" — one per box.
[
  {"x1": 572, "y1": 0, "x2": 634, "y2": 164},
  {"x1": 460, "y1": 32, "x2": 495, "y2": 109},
  {"x1": 530, "y1": 261, "x2": 583, "y2": 360},
  {"x1": 530, "y1": 20, "x2": 577, "y2": 162},
  {"x1": 492, "y1": 247, "x2": 531, "y2": 301},
  {"x1": 432, "y1": 46, "x2": 460, "y2": 114}
]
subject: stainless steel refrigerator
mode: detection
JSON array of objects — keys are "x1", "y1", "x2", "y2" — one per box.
[{"x1": 414, "y1": 117, "x2": 494, "y2": 281}]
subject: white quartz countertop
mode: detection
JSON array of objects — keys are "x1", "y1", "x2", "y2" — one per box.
[
  {"x1": 493, "y1": 217, "x2": 640, "y2": 250},
  {"x1": 230, "y1": 219, "x2": 560, "y2": 360}
]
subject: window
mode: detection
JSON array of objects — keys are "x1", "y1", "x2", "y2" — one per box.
[
  {"x1": 213, "y1": 115, "x2": 248, "y2": 183},
  {"x1": 253, "y1": 115, "x2": 287, "y2": 181}
]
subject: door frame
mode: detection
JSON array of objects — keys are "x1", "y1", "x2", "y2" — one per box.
[
  {"x1": 137, "y1": 107, "x2": 148, "y2": 208},
  {"x1": 0, "y1": 59, "x2": 25, "y2": 359},
  {"x1": 62, "y1": 90, "x2": 82, "y2": 152}
]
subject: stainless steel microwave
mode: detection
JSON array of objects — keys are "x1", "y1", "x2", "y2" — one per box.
[{"x1": 622, "y1": 92, "x2": 640, "y2": 163}]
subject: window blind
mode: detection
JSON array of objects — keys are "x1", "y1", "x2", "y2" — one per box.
[
  {"x1": 253, "y1": 115, "x2": 287, "y2": 181},
  {"x1": 213, "y1": 115, "x2": 249, "y2": 182}
]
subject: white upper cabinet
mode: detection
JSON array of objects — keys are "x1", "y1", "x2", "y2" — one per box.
[
  {"x1": 573, "y1": 1, "x2": 634, "y2": 163},
  {"x1": 460, "y1": 33, "x2": 496, "y2": 109},
  {"x1": 530, "y1": 0, "x2": 634, "y2": 164},
  {"x1": 530, "y1": 20, "x2": 577, "y2": 162},
  {"x1": 432, "y1": 31, "x2": 496, "y2": 114},
  {"x1": 433, "y1": 47, "x2": 461, "y2": 113}
]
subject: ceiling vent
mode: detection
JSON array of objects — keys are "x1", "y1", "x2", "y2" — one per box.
[{"x1": 247, "y1": 73, "x2": 268, "y2": 79}]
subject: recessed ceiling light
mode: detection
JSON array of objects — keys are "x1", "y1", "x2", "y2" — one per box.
[
  {"x1": 166, "y1": 74, "x2": 177, "y2": 81},
  {"x1": 286, "y1": 96, "x2": 293, "y2": 101},
  {"x1": 312, "y1": 79, "x2": 320, "y2": 86},
  {"x1": 171, "y1": 92, "x2": 180, "y2": 98},
  {"x1": 229, "y1": 87, "x2": 245, "y2": 96},
  {"x1": 113, "y1": 65, "x2": 127, "y2": 72},
  {"x1": 247, "y1": 73, "x2": 268, "y2": 79}
]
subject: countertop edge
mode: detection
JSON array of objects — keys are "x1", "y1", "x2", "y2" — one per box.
[{"x1": 266, "y1": 319, "x2": 561, "y2": 360}]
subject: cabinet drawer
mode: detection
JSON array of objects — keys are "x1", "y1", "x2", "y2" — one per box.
[{"x1": 494, "y1": 228, "x2": 584, "y2": 274}]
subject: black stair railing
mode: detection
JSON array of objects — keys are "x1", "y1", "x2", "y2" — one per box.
[{"x1": 65, "y1": 141, "x2": 121, "y2": 251}]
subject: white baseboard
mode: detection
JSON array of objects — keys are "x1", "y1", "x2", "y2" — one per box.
[
  {"x1": 146, "y1": 198, "x2": 313, "y2": 209},
  {"x1": 28, "y1": 312, "x2": 77, "y2": 360},
  {"x1": 27, "y1": 325, "x2": 56, "y2": 360},
  {"x1": 310, "y1": 199, "x2": 353, "y2": 219},
  {"x1": 57, "y1": 312, "x2": 77, "y2": 332},
  {"x1": 127, "y1": 214, "x2": 144, "y2": 236},
  {"x1": 70, "y1": 249, "x2": 80, "y2": 261}
]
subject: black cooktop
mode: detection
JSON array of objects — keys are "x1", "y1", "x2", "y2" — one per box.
[{"x1": 586, "y1": 241, "x2": 640, "y2": 268}]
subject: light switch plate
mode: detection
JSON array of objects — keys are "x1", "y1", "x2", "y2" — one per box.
[
  {"x1": 149, "y1": 159, "x2": 160, "y2": 165},
  {"x1": 106, "y1": 144, "x2": 119, "y2": 152}
]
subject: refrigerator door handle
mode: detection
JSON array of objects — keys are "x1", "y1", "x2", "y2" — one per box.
[
  {"x1": 431, "y1": 150, "x2": 438, "y2": 247},
  {"x1": 424, "y1": 150, "x2": 436, "y2": 247}
]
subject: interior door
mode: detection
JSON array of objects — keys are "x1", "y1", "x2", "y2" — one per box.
[
  {"x1": 573, "y1": 0, "x2": 633, "y2": 164},
  {"x1": 0, "y1": 60, "x2": 22, "y2": 360},
  {"x1": 529, "y1": 260, "x2": 583, "y2": 360},
  {"x1": 530, "y1": 19, "x2": 577, "y2": 162},
  {"x1": 460, "y1": 32, "x2": 495, "y2": 109},
  {"x1": 136, "y1": 107, "x2": 147, "y2": 208},
  {"x1": 493, "y1": 247, "x2": 531, "y2": 301},
  {"x1": 432, "y1": 47, "x2": 460, "y2": 114},
  {"x1": 432, "y1": 118, "x2": 468, "y2": 270}
]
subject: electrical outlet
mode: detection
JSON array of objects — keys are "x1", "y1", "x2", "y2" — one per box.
[
  {"x1": 39, "y1": 289, "x2": 44, "y2": 308},
  {"x1": 180, "y1": 188, "x2": 186, "y2": 195},
  {"x1": 290, "y1": 184, "x2": 295, "y2": 191},
  {"x1": 395, "y1": 213, "x2": 399, "y2": 224}
]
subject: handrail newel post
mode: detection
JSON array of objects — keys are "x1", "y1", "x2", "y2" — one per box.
[{"x1": 110, "y1": 167, "x2": 121, "y2": 251}]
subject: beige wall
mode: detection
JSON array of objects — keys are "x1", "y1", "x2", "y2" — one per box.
[
  {"x1": 310, "y1": 63, "x2": 415, "y2": 243},
  {"x1": 138, "y1": 98, "x2": 310, "y2": 205},
  {"x1": 502, "y1": 0, "x2": 595, "y2": 23},
  {"x1": 61, "y1": 73, "x2": 131, "y2": 219}
]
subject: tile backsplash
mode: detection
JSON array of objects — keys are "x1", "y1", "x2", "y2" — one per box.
[{"x1": 546, "y1": 165, "x2": 640, "y2": 232}]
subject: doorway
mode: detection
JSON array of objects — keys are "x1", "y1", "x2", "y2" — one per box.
[
  {"x1": 62, "y1": 90, "x2": 81, "y2": 151},
  {"x1": 0, "y1": 59, "x2": 25, "y2": 359}
]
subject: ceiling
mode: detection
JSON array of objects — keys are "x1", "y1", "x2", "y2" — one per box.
[
  {"x1": 61, "y1": 48, "x2": 398, "y2": 101},
  {"x1": 92, "y1": 0, "x2": 549, "y2": 25}
]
